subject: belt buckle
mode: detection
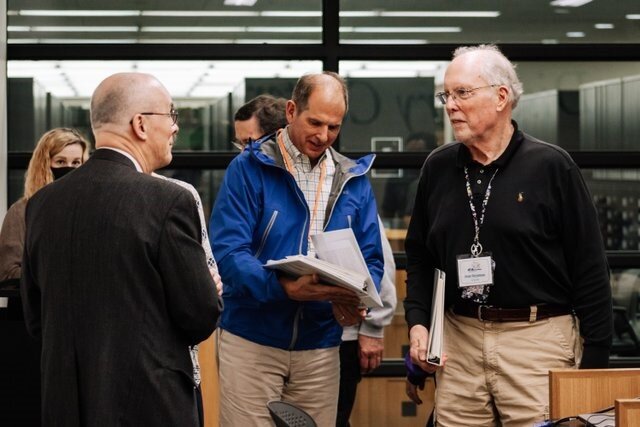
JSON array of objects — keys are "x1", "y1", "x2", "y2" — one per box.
[
  {"x1": 477, "y1": 305, "x2": 488, "y2": 321},
  {"x1": 529, "y1": 305, "x2": 538, "y2": 322}
]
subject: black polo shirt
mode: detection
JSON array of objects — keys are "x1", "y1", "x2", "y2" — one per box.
[{"x1": 404, "y1": 121, "x2": 612, "y2": 367}]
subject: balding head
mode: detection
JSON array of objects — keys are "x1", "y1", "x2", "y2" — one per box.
[
  {"x1": 90, "y1": 72, "x2": 178, "y2": 173},
  {"x1": 90, "y1": 73, "x2": 168, "y2": 131},
  {"x1": 291, "y1": 71, "x2": 349, "y2": 114}
]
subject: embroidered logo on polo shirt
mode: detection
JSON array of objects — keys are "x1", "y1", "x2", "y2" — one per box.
[{"x1": 517, "y1": 192, "x2": 525, "y2": 202}]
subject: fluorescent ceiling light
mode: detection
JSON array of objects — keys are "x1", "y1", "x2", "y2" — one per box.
[
  {"x1": 381, "y1": 11, "x2": 499, "y2": 18},
  {"x1": 594, "y1": 23, "x2": 614, "y2": 29},
  {"x1": 566, "y1": 31, "x2": 586, "y2": 37},
  {"x1": 626, "y1": 15, "x2": 640, "y2": 19},
  {"x1": 141, "y1": 27, "x2": 246, "y2": 32},
  {"x1": 27, "y1": 26, "x2": 139, "y2": 32},
  {"x1": 541, "y1": 39, "x2": 559, "y2": 44},
  {"x1": 11, "y1": 39, "x2": 139, "y2": 44},
  {"x1": 234, "y1": 39, "x2": 320, "y2": 44},
  {"x1": 142, "y1": 11, "x2": 259, "y2": 17},
  {"x1": 340, "y1": 11, "x2": 499, "y2": 18},
  {"x1": 140, "y1": 26, "x2": 321, "y2": 33},
  {"x1": 342, "y1": 27, "x2": 461, "y2": 33},
  {"x1": 341, "y1": 39, "x2": 429, "y2": 45},
  {"x1": 11, "y1": 10, "x2": 140, "y2": 17},
  {"x1": 550, "y1": 0, "x2": 593, "y2": 6},
  {"x1": 246, "y1": 27, "x2": 321, "y2": 33},
  {"x1": 224, "y1": 0, "x2": 257, "y2": 5},
  {"x1": 260, "y1": 11, "x2": 321, "y2": 17}
]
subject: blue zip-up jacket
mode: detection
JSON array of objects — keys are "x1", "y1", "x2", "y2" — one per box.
[{"x1": 210, "y1": 137, "x2": 384, "y2": 350}]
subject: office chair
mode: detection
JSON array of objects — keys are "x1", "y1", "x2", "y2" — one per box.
[{"x1": 267, "y1": 400, "x2": 317, "y2": 427}]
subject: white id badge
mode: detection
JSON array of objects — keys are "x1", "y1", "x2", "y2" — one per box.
[{"x1": 456, "y1": 255, "x2": 493, "y2": 287}]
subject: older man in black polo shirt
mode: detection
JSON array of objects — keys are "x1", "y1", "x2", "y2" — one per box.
[{"x1": 404, "y1": 44, "x2": 612, "y2": 426}]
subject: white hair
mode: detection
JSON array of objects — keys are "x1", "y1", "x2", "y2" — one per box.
[{"x1": 453, "y1": 44, "x2": 524, "y2": 109}]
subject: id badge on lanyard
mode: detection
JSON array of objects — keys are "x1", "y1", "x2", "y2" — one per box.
[
  {"x1": 457, "y1": 166, "x2": 498, "y2": 301},
  {"x1": 457, "y1": 252, "x2": 493, "y2": 287}
]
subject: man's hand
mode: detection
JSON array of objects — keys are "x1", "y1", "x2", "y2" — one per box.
[
  {"x1": 358, "y1": 334, "x2": 384, "y2": 373},
  {"x1": 405, "y1": 378, "x2": 424, "y2": 404},
  {"x1": 409, "y1": 324, "x2": 439, "y2": 373},
  {"x1": 332, "y1": 303, "x2": 366, "y2": 326},
  {"x1": 279, "y1": 274, "x2": 361, "y2": 305}
]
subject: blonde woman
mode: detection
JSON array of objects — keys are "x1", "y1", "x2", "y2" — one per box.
[{"x1": 0, "y1": 128, "x2": 90, "y2": 281}]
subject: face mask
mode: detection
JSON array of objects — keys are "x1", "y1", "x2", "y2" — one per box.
[{"x1": 51, "y1": 167, "x2": 76, "y2": 180}]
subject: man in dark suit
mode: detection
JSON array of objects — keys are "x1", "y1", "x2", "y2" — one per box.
[{"x1": 21, "y1": 72, "x2": 220, "y2": 426}]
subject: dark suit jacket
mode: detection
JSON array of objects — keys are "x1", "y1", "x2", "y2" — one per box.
[{"x1": 21, "y1": 149, "x2": 219, "y2": 426}]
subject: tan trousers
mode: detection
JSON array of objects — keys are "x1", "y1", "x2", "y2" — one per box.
[
  {"x1": 435, "y1": 310, "x2": 581, "y2": 427},
  {"x1": 218, "y1": 330, "x2": 340, "y2": 427}
]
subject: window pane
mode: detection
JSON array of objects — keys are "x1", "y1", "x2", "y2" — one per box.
[
  {"x1": 340, "y1": 1, "x2": 640, "y2": 44},
  {"x1": 7, "y1": 0, "x2": 322, "y2": 44},
  {"x1": 7, "y1": 60, "x2": 321, "y2": 151},
  {"x1": 340, "y1": 60, "x2": 640, "y2": 152},
  {"x1": 585, "y1": 169, "x2": 640, "y2": 251},
  {"x1": 610, "y1": 268, "x2": 640, "y2": 357}
]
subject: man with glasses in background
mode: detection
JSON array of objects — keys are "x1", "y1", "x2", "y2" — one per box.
[
  {"x1": 21, "y1": 72, "x2": 220, "y2": 426},
  {"x1": 404, "y1": 45, "x2": 612, "y2": 425},
  {"x1": 232, "y1": 94, "x2": 287, "y2": 150}
]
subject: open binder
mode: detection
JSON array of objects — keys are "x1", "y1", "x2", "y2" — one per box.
[
  {"x1": 264, "y1": 228, "x2": 383, "y2": 308},
  {"x1": 427, "y1": 268, "x2": 446, "y2": 366}
]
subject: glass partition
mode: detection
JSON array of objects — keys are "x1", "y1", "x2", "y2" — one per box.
[
  {"x1": 339, "y1": 60, "x2": 640, "y2": 152},
  {"x1": 6, "y1": 59, "x2": 322, "y2": 151}
]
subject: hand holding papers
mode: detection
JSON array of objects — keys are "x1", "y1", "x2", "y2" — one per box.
[
  {"x1": 265, "y1": 229, "x2": 383, "y2": 308},
  {"x1": 427, "y1": 268, "x2": 446, "y2": 366}
]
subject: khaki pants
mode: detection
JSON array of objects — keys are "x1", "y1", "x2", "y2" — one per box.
[
  {"x1": 218, "y1": 330, "x2": 340, "y2": 427},
  {"x1": 435, "y1": 310, "x2": 581, "y2": 427}
]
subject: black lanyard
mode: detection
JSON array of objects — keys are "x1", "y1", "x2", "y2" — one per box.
[{"x1": 463, "y1": 166, "x2": 499, "y2": 257}]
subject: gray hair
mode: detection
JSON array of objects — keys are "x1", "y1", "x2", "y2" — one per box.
[{"x1": 453, "y1": 44, "x2": 524, "y2": 109}]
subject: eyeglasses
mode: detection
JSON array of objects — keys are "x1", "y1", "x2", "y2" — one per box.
[
  {"x1": 131, "y1": 108, "x2": 179, "y2": 125},
  {"x1": 435, "y1": 85, "x2": 499, "y2": 105}
]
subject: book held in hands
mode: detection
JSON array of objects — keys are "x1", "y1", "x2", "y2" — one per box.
[{"x1": 264, "y1": 228, "x2": 383, "y2": 308}]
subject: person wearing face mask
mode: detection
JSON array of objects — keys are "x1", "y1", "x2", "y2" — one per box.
[{"x1": 0, "y1": 128, "x2": 90, "y2": 283}]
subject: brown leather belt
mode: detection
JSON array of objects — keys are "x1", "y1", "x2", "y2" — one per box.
[{"x1": 453, "y1": 302, "x2": 571, "y2": 322}]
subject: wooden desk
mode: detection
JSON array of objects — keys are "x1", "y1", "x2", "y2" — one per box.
[
  {"x1": 549, "y1": 368, "x2": 640, "y2": 420},
  {"x1": 616, "y1": 399, "x2": 640, "y2": 427}
]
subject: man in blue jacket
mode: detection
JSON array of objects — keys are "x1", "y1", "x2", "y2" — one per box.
[{"x1": 210, "y1": 71, "x2": 384, "y2": 426}]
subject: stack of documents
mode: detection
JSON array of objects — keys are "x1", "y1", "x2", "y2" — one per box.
[{"x1": 265, "y1": 228, "x2": 383, "y2": 308}]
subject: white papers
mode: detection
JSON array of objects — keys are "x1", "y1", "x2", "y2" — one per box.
[
  {"x1": 265, "y1": 255, "x2": 369, "y2": 297},
  {"x1": 312, "y1": 229, "x2": 382, "y2": 308},
  {"x1": 427, "y1": 268, "x2": 445, "y2": 366},
  {"x1": 264, "y1": 228, "x2": 383, "y2": 308}
]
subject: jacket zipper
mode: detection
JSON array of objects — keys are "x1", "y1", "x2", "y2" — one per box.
[
  {"x1": 288, "y1": 305, "x2": 303, "y2": 350},
  {"x1": 255, "y1": 210, "x2": 278, "y2": 259}
]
